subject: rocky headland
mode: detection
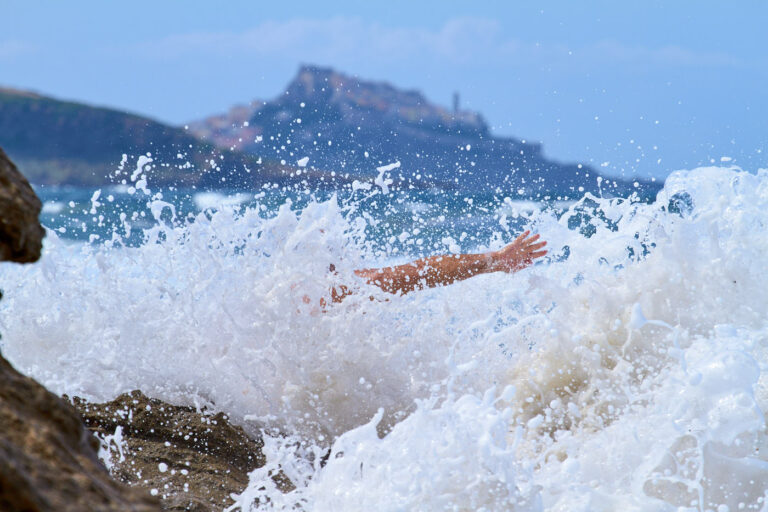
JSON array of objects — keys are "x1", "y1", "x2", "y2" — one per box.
[
  {"x1": 0, "y1": 88, "x2": 295, "y2": 189},
  {"x1": 1, "y1": 67, "x2": 661, "y2": 198},
  {"x1": 190, "y1": 65, "x2": 661, "y2": 198}
]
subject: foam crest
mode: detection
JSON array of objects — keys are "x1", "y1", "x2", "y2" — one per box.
[
  {"x1": 230, "y1": 391, "x2": 540, "y2": 511},
  {"x1": 1, "y1": 166, "x2": 767, "y2": 510}
]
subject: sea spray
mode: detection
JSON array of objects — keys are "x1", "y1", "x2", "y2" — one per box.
[
  {"x1": 229, "y1": 392, "x2": 540, "y2": 511},
  {"x1": 2, "y1": 166, "x2": 768, "y2": 510}
]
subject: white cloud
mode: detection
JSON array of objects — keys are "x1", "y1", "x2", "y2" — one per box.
[
  {"x1": 133, "y1": 17, "x2": 747, "y2": 72},
  {"x1": 134, "y1": 17, "x2": 515, "y2": 65}
]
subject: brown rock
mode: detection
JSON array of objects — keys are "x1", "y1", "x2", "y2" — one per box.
[
  {"x1": 0, "y1": 146, "x2": 45, "y2": 263},
  {"x1": 0, "y1": 147, "x2": 158, "y2": 511},
  {"x1": 71, "y1": 391, "x2": 281, "y2": 512},
  {"x1": 0, "y1": 356, "x2": 159, "y2": 511}
]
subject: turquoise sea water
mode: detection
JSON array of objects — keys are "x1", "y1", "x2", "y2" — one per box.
[{"x1": 34, "y1": 179, "x2": 656, "y2": 259}]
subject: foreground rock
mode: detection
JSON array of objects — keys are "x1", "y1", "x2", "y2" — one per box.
[
  {"x1": 72, "y1": 391, "x2": 280, "y2": 511},
  {"x1": 0, "y1": 358, "x2": 160, "y2": 511},
  {"x1": 0, "y1": 146, "x2": 158, "y2": 511},
  {"x1": 0, "y1": 148, "x2": 278, "y2": 510},
  {"x1": 0, "y1": 146, "x2": 45, "y2": 262}
]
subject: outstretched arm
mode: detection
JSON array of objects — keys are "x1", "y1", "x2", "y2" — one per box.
[{"x1": 350, "y1": 231, "x2": 547, "y2": 297}]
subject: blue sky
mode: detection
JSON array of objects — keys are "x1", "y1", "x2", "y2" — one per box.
[{"x1": 3, "y1": 1, "x2": 766, "y2": 179}]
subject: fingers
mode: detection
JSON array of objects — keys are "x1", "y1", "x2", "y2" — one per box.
[
  {"x1": 526, "y1": 241, "x2": 547, "y2": 252},
  {"x1": 514, "y1": 230, "x2": 531, "y2": 243},
  {"x1": 516, "y1": 231, "x2": 542, "y2": 246},
  {"x1": 508, "y1": 232, "x2": 547, "y2": 260}
]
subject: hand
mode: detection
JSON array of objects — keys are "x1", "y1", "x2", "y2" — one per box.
[{"x1": 488, "y1": 231, "x2": 547, "y2": 273}]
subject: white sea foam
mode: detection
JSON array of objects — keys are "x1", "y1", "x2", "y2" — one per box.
[
  {"x1": 496, "y1": 199, "x2": 541, "y2": 216},
  {"x1": 42, "y1": 200, "x2": 65, "y2": 214},
  {"x1": 193, "y1": 191, "x2": 251, "y2": 210},
  {"x1": 1, "y1": 166, "x2": 767, "y2": 510}
]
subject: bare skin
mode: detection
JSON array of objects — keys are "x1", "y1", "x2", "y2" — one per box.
[{"x1": 328, "y1": 231, "x2": 547, "y2": 303}]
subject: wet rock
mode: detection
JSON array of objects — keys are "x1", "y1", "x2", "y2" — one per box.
[
  {"x1": 0, "y1": 148, "x2": 158, "y2": 511},
  {"x1": 0, "y1": 146, "x2": 45, "y2": 263},
  {"x1": 0, "y1": 356, "x2": 160, "y2": 511},
  {"x1": 71, "y1": 391, "x2": 277, "y2": 512}
]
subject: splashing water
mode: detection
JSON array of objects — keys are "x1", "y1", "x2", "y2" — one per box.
[{"x1": 2, "y1": 166, "x2": 768, "y2": 510}]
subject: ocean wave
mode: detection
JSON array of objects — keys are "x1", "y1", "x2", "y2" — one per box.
[{"x1": 2, "y1": 166, "x2": 767, "y2": 510}]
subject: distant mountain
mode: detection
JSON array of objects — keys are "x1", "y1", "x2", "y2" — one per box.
[
  {"x1": 0, "y1": 70, "x2": 660, "y2": 199},
  {"x1": 0, "y1": 88, "x2": 295, "y2": 188},
  {"x1": 190, "y1": 65, "x2": 661, "y2": 199}
]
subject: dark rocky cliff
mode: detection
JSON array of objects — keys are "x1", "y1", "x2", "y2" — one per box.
[
  {"x1": 190, "y1": 65, "x2": 661, "y2": 198},
  {"x1": 0, "y1": 69, "x2": 661, "y2": 198},
  {"x1": 0, "y1": 88, "x2": 288, "y2": 188}
]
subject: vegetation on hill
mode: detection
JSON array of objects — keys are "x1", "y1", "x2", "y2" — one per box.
[{"x1": 0, "y1": 88, "x2": 290, "y2": 188}]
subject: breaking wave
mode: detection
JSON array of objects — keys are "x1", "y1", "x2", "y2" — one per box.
[{"x1": 2, "y1": 166, "x2": 767, "y2": 510}]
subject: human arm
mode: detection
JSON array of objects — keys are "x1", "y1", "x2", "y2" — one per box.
[{"x1": 350, "y1": 231, "x2": 547, "y2": 297}]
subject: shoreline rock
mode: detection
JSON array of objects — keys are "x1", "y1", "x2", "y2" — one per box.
[
  {"x1": 0, "y1": 357, "x2": 160, "y2": 511},
  {"x1": 71, "y1": 391, "x2": 287, "y2": 511},
  {"x1": 0, "y1": 146, "x2": 45, "y2": 262},
  {"x1": 0, "y1": 146, "x2": 158, "y2": 511}
]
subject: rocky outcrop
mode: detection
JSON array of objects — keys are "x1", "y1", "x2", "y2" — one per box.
[
  {"x1": 189, "y1": 65, "x2": 663, "y2": 197},
  {"x1": 71, "y1": 391, "x2": 282, "y2": 512},
  {"x1": 0, "y1": 358, "x2": 160, "y2": 511},
  {"x1": 0, "y1": 148, "x2": 283, "y2": 511},
  {"x1": 0, "y1": 147, "x2": 159, "y2": 511},
  {"x1": 0, "y1": 146, "x2": 45, "y2": 262}
]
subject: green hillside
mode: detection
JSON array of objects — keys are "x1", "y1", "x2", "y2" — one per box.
[{"x1": 0, "y1": 88, "x2": 287, "y2": 188}]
